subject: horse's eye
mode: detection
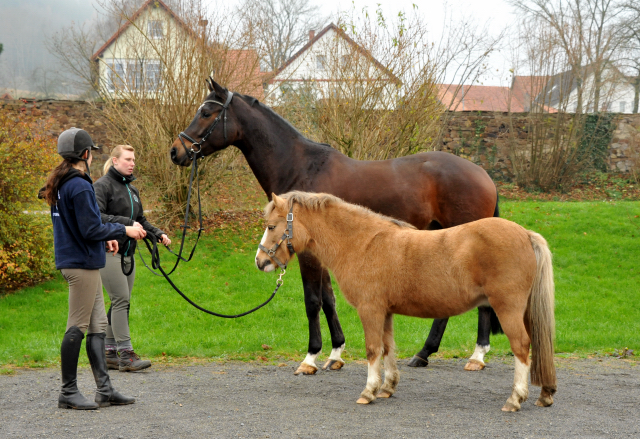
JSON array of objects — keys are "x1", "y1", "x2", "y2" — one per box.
[
  {"x1": 268, "y1": 225, "x2": 275, "y2": 231},
  {"x1": 201, "y1": 111, "x2": 210, "y2": 118}
]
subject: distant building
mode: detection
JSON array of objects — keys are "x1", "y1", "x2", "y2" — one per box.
[
  {"x1": 91, "y1": 0, "x2": 263, "y2": 99},
  {"x1": 264, "y1": 23, "x2": 401, "y2": 109}
]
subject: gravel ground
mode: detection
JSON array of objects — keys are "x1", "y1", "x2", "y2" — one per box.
[{"x1": 1, "y1": 357, "x2": 638, "y2": 438}]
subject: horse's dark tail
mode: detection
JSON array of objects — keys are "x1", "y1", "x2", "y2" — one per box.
[{"x1": 489, "y1": 188, "x2": 503, "y2": 335}]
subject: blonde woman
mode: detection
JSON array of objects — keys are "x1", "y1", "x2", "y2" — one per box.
[{"x1": 94, "y1": 145, "x2": 171, "y2": 372}]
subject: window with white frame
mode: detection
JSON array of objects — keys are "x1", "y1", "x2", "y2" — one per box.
[
  {"x1": 620, "y1": 101, "x2": 626, "y2": 112},
  {"x1": 316, "y1": 55, "x2": 326, "y2": 71},
  {"x1": 105, "y1": 59, "x2": 162, "y2": 92},
  {"x1": 148, "y1": 20, "x2": 164, "y2": 39}
]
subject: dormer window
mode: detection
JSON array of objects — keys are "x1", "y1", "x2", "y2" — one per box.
[{"x1": 148, "y1": 20, "x2": 163, "y2": 39}]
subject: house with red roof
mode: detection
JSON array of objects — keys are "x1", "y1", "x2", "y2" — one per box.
[{"x1": 91, "y1": 0, "x2": 263, "y2": 99}]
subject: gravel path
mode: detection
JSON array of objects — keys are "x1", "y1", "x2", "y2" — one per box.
[{"x1": 1, "y1": 357, "x2": 638, "y2": 438}]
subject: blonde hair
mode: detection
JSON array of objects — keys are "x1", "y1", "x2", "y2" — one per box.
[{"x1": 103, "y1": 144, "x2": 135, "y2": 175}]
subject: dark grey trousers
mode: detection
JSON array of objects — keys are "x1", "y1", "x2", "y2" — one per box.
[{"x1": 99, "y1": 253, "x2": 135, "y2": 351}]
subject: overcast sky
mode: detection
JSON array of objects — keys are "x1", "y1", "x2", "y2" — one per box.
[{"x1": 0, "y1": 0, "x2": 516, "y2": 93}]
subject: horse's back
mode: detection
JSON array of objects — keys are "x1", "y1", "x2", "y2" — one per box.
[{"x1": 318, "y1": 151, "x2": 496, "y2": 230}]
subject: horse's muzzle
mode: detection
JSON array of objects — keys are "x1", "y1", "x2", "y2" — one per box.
[
  {"x1": 169, "y1": 142, "x2": 191, "y2": 166},
  {"x1": 255, "y1": 257, "x2": 274, "y2": 272}
]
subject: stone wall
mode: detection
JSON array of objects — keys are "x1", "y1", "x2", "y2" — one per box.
[
  {"x1": 2, "y1": 99, "x2": 639, "y2": 179},
  {"x1": 436, "y1": 111, "x2": 640, "y2": 179}
]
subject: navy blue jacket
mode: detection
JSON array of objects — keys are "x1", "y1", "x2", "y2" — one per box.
[{"x1": 51, "y1": 170, "x2": 126, "y2": 270}]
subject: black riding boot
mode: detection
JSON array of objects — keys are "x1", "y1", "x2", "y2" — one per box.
[
  {"x1": 86, "y1": 332, "x2": 136, "y2": 407},
  {"x1": 58, "y1": 326, "x2": 98, "y2": 410}
]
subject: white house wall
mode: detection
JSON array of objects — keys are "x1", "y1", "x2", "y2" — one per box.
[{"x1": 265, "y1": 28, "x2": 400, "y2": 110}]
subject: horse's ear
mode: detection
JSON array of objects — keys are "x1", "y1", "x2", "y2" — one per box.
[
  {"x1": 209, "y1": 78, "x2": 228, "y2": 99},
  {"x1": 206, "y1": 77, "x2": 214, "y2": 92},
  {"x1": 272, "y1": 193, "x2": 286, "y2": 211}
]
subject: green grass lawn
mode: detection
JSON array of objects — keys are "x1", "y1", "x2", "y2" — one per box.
[{"x1": 1, "y1": 200, "x2": 639, "y2": 369}]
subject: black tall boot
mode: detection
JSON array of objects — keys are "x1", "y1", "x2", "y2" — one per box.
[
  {"x1": 58, "y1": 326, "x2": 98, "y2": 410},
  {"x1": 86, "y1": 332, "x2": 135, "y2": 407}
]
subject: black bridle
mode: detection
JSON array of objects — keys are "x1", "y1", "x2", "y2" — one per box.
[
  {"x1": 122, "y1": 90, "x2": 286, "y2": 318},
  {"x1": 258, "y1": 205, "x2": 296, "y2": 270},
  {"x1": 178, "y1": 91, "x2": 234, "y2": 161}
]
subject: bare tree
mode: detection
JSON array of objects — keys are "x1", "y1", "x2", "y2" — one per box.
[
  {"x1": 510, "y1": 0, "x2": 627, "y2": 113},
  {"x1": 236, "y1": 0, "x2": 328, "y2": 71},
  {"x1": 618, "y1": 0, "x2": 640, "y2": 112}
]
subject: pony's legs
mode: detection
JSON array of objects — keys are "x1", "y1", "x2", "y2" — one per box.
[
  {"x1": 378, "y1": 314, "x2": 399, "y2": 398},
  {"x1": 496, "y1": 312, "x2": 532, "y2": 412},
  {"x1": 407, "y1": 318, "x2": 448, "y2": 367},
  {"x1": 295, "y1": 253, "x2": 345, "y2": 375},
  {"x1": 356, "y1": 309, "x2": 385, "y2": 404}
]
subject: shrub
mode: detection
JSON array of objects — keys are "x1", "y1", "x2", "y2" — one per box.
[{"x1": 0, "y1": 113, "x2": 59, "y2": 293}]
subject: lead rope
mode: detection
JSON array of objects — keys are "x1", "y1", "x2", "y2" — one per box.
[{"x1": 141, "y1": 232, "x2": 285, "y2": 318}]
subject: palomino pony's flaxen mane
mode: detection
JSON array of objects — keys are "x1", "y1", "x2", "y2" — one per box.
[
  {"x1": 263, "y1": 191, "x2": 417, "y2": 230},
  {"x1": 256, "y1": 191, "x2": 557, "y2": 412}
]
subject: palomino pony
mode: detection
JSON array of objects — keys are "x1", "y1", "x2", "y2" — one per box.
[
  {"x1": 170, "y1": 79, "x2": 501, "y2": 375},
  {"x1": 256, "y1": 192, "x2": 557, "y2": 412}
]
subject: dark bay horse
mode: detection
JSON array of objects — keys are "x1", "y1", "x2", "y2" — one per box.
[
  {"x1": 170, "y1": 79, "x2": 501, "y2": 375},
  {"x1": 256, "y1": 191, "x2": 557, "y2": 412}
]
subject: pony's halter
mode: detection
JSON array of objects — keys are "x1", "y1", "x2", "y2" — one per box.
[
  {"x1": 178, "y1": 91, "x2": 234, "y2": 161},
  {"x1": 259, "y1": 205, "x2": 295, "y2": 270}
]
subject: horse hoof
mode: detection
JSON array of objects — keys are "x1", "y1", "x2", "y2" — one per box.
[
  {"x1": 356, "y1": 397, "x2": 371, "y2": 404},
  {"x1": 294, "y1": 363, "x2": 318, "y2": 375},
  {"x1": 407, "y1": 356, "x2": 429, "y2": 367},
  {"x1": 535, "y1": 396, "x2": 554, "y2": 407},
  {"x1": 322, "y1": 359, "x2": 345, "y2": 371},
  {"x1": 464, "y1": 359, "x2": 486, "y2": 371},
  {"x1": 501, "y1": 402, "x2": 520, "y2": 412},
  {"x1": 377, "y1": 390, "x2": 393, "y2": 399}
]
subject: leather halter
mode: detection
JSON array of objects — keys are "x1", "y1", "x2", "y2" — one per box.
[
  {"x1": 178, "y1": 91, "x2": 234, "y2": 160},
  {"x1": 259, "y1": 205, "x2": 295, "y2": 270}
]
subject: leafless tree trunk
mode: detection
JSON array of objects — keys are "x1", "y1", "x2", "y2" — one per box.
[
  {"x1": 236, "y1": 0, "x2": 328, "y2": 71},
  {"x1": 510, "y1": 0, "x2": 626, "y2": 113}
]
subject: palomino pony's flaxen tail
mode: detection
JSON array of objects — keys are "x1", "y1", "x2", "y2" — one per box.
[{"x1": 526, "y1": 231, "x2": 557, "y2": 392}]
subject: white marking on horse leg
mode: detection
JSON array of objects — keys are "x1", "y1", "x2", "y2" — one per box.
[
  {"x1": 464, "y1": 344, "x2": 490, "y2": 371},
  {"x1": 470, "y1": 344, "x2": 490, "y2": 363},
  {"x1": 379, "y1": 349, "x2": 399, "y2": 397},
  {"x1": 358, "y1": 356, "x2": 382, "y2": 403},
  {"x1": 323, "y1": 343, "x2": 346, "y2": 370},
  {"x1": 294, "y1": 352, "x2": 319, "y2": 375},
  {"x1": 328, "y1": 343, "x2": 345, "y2": 361},
  {"x1": 302, "y1": 352, "x2": 319, "y2": 368},
  {"x1": 503, "y1": 356, "x2": 530, "y2": 411}
]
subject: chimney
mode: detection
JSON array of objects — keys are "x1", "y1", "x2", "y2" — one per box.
[{"x1": 309, "y1": 30, "x2": 315, "y2": 41}]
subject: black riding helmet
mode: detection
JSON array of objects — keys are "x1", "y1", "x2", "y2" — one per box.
[{"x1": 57, "y1": 127, "x2": 99, "y2": 175}]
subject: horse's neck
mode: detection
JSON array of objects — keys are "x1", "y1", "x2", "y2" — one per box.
[
  {"x1": 235, "y1": 105, "x2": 334, "y2": 195},
  {"x1": 298, "y1": 205, "x2": 379, "y2": 274}
]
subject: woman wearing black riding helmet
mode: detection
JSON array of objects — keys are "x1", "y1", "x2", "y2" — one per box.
[{"x1": 41, "y1": 127, "x2": 146, "y2": 410}]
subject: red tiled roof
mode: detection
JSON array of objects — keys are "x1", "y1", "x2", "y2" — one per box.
[
  {"x1": 437, "y1": 84, "x2": 513, "y2": 112},
  {"x1": 510, "y1": 76, "x2": 549, "y2": 112}
]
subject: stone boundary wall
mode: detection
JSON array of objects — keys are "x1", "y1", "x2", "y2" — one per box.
[
  {"x1": 436, "y1": 112, "x2": 640, "y2": 179},
  {"x1": 2, "y1": 99, "x2": 639, "y2": 179}
]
